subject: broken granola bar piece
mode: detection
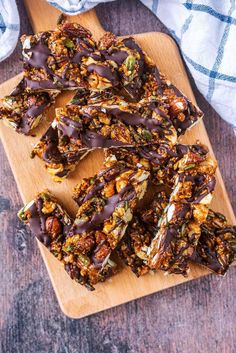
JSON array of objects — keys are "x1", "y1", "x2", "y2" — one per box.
[
  {"x1": 21, "y1": 22, "x2": 120, "y2": 92},
  {"x1": 104, "y1": 143, "x2": 209, "y2": 187},
  {"x1": 191, "y1": 210, "x2": 236, "y2": 275},
  {"x1": 117, "y1": 191, "x2": 168, "y2": 276},
  {"x1": 100, "y1": 34, "x2": 203, "y2": 132},
  {"x1": 31, "y1": 123, "x2": 89, "y2": 182},
  {"x1": 68, "y1": 64, "x2": 203, "y2": 135},
  {"x1": 18, "y1": 190, "x2": 116, "y2": 290},
  {"x1": 55, "y1": 101, "x2": 177, "y2": 148},
  {"x1": 65, "y1": 162, "x2": 149, "y2": 286},
  {"x1": 138, "y1": 64, "x2": 203, "y2": 134},
  {"x1": 31, "y1": 100, "x2": 176, "y2": 181},
  {"x1": 18, "y1": 190, "x2": 73, "y2": 259},
  {"x1": 147, "y1": 148, "x2": 217, "y2": 275},
  {"x1": 161, "y1": 77, "x2": 203, "y2": 135},
  {"x1": 0, "y1": 79, "x2": 57, "y2": 134}
]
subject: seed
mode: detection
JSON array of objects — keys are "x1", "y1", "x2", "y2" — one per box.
[
  {"x1": 64, "y1": 38, "x2": 74, "y2": 49},
  {"x1": 184, "y1": 163, "x2": 196, "y2": 170},
  {"x1": 63, "y1": 244, "x2": 75, "y2": 253},
  {"x1": 124, "y1": 55, "x2": 136, "y2": 71},
  {"x1": 77, "y1": 253, "x2": 90, "y2": 266},
  {"x1": 142, "y1": 129, "x2": 152, "y2": 141}
]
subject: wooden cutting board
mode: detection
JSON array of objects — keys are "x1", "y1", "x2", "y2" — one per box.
[{"x1": 0, "y1": 0, "x2": 235, "y2": 319}]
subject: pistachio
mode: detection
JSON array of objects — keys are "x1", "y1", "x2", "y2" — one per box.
[
  {"x1": 63, "y1": 244, "x2": 75, "y2": 253},
  {"x1": 142, "y1": 129, "x2": 152, "y2": 141},
  {"x1": 124, "y1": 55, "x2": 136, "y2": 71},
  {"x1": 216, "y1": 212, "x2": 226, "y2": 221},
  {"x1": 55, "y1": 233, "x2": 64, "y2": 243},
  {"x1": 90, "y1": 176, "x2": 96, "y2": 185},
  {"x1": 77, "y1": 253, "x2": 90, "y2": 266},
  {"x1": 184, "y1": 163, "x2": 196, "y2": 171},
  {"x1": 64, "y1": 38, "x2": 74, "y2": 48},
  {"x1": 70, "y1": 97, "x2": 81, "y2": 105}
]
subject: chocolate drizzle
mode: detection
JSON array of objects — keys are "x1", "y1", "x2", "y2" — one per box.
[
  {"x1": 81, "y1": 131, "x2": 127, "y2": 148},
  {"x1": 2, "y1": 78, "x2": 52, "y2": 134},
  {"x1": 103, "y1": 50, "x2": 128, "y2": 65},
  {"x1": 71, "y1": 184, "x2": 133, "y2": 235},
  {"x1": 41, "y1": 126, "x2": 62, "y2": 163},
  {"x1": 26, "y1": 42, "x2": 51, "y2": 69},
  {"x1": 27, "y1": 195, "x2": 72, "y2": 247},
  {"x1": 87, "y1": 64, "x2": 119, "y2": 86}
]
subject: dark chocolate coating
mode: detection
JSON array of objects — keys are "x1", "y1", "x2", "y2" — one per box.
[{"x1": 70, "y1": 184, "x2": 133, "y2": 235}]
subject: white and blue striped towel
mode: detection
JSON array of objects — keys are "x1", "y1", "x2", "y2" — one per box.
[
  {"x1": 0, "y1": 0, "x2": 19, "y2": 62},
  {"x1": 1, "y1": 0, "x2": 235, "y2": 130}
]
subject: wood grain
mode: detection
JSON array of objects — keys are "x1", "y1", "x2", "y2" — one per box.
[{"x1": 0, "y1": 0, "x2": 236, "y2": 351}]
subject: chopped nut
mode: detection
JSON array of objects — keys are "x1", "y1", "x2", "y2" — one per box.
[
  {"x1": 169, "y1": 97, "x2": 188, "y2": 116},
  {"x1": 42, "y1": 201, "x2": 56, "y2": 214},
  {"x1": 45, "y1": 216, "x2": 62, "y2": 236}
]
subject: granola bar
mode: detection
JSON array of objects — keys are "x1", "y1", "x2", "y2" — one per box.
[
  {"x1": 31, "y1": 123, "x2": 89, "y2": 182},
  {"x1": 21, "y1": 22, "x2": 97, "y2": 91},
  {"x1": 68, "y1": 68, "x2": 203, "y2": 136},
  {"x1": 117, "y1": 191, "x2": 168, "y2": 276},
  {"x1": 17, "y1": 190, "x2": 116, "y2": 290},
  {"x1": 55, "y1": 101, "x2": 177, "y2": 147},
  {"x1": 0, "y1": 79, "x2": 57, "y2": 134},
  {"x1": 18, "y1": 190, "x2": 73, "y2": 257},
  {"x1": 22, "y1": 23, "x2": 147, "y2": 93},
  {"x1": 156, "y1": 73, "x2": 203, "y2": 135},
  {"x1": 104, "y1": 143, "x2": 209, "y2": 187},
  {"x1": 118, "y1": 194, "x2": 236, "y2": 277},
  {"x1": 191, "y1": 210, "x2": 236, "y2": 275},
  {"x1": 98, "y1": 32, "x2": 204, "y2": 134},
  {"x1": 146, "y1": 148, "x2": 217, "y2": 275},
  {"x1": 64, "y1": 162, "x2": 149, "y2": 286},
  {"x1": 31, "y1": 99, "x2": 177, "y2": 181}
]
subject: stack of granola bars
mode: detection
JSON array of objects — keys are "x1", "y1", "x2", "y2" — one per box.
[{"x1": 1, "y1": 20, "x2": 235, "y2": 290}]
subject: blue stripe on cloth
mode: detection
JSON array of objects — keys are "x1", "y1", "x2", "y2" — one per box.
[
  {"x1": 0, "y1": 12, "x2": 6, "y2": 34},
  {"x1": 152, "y1": 0, "x2": 159, "y2": 13},
  {"x1": 48, "y1": 1, "x2": 87, "y2": 13},
  {"x1": 207, "y1": 1, "x2": 236, "y2": 100},
  {"x1": 183, "y1": 3, "x2": 236, "y2": 25},
  {"x1": 183, "y1": 54, "x2": 236, "y2": 83},
  {"x1": 180, "y1": 0, "x2": 193, "y2": 40},
  {"x1": 0, "y1": 23, "x2": 19, "y2": 31},
  {"x1": 181, "y1": 14, "x2": 193, "y2": 38},
  {"x1": 167, "y1": 29, "x2": 236, "y2": 83}
]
